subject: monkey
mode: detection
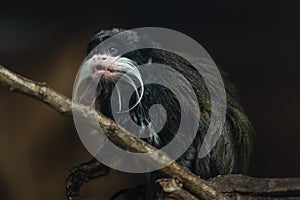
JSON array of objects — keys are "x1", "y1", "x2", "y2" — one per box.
[{"x1": 66, "y1": 28, "x2": 254, "y2": 200}]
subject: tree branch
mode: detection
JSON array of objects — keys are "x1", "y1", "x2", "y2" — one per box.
[
  {"x1": 209, "y1": 174, "x2": 300, "y2": 199},
  {"x1": 0, "y1": 65, "x2": 227, "y2": 200},
  {"x1": 1, "y1": 65, "x2": 300, "y2": 200},
  {"x1": 157, "y1": 175, "x2": 300, "y2": 200}
]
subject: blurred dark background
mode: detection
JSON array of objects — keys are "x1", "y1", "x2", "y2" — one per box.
[{"x1": 0, "y1": 1, "x2": 299, "y2": 199}]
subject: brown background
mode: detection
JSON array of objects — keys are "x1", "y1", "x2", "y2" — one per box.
[{"x1": 0, "y1": 1, "x2": 299, "y2": 199}]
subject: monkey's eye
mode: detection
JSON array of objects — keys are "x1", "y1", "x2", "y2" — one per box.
[{"x1": 108, "y1": 47, "x2": 118, "y2": 55}]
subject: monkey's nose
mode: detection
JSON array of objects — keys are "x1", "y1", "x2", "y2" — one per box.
[
  {"x1": 98, "y1": 55, "x2": 107, "y2": 60},
  {"x1": 93, "y1": 55, "x2": 107, "y2": 61}
]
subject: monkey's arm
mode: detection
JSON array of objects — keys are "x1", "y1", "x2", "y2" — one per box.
[{"x1": 66, "y1": 158, "x2": 109, "y2": 199}]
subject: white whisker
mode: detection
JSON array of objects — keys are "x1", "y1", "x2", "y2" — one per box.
[
  {"x1": 113, "y1": 57, "x2": 145, "y2": 113},
  {"x1": 76, "y1": 76, "x2": 99, "y2": 107},
  {"x1": 117, "y1": 73, "x2": 140, "y2": 113},
  {"x1": 115, "y1": 83, "x2": 122, "y2": 112}
]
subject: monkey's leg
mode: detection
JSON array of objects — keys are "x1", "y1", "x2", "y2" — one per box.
[{"x1": 66, "y1": 158, "x2": 109, "y2": 199}]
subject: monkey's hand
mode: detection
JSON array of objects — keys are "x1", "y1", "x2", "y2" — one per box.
[{"x1": 66, "y1": 158, "x2": 109, "y2": 199}]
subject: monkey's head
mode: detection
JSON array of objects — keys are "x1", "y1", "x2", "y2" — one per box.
[
  {"x1": 84, "y1": 28, "x2": 155, "y2": 80},
  {"x1": 78, "y1": 28, "x2": 158, "y2": 111}
]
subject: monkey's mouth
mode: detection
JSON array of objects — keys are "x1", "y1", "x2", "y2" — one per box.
[{"x1": 93, "y1": 65, "x2": 116, "y2": 77}]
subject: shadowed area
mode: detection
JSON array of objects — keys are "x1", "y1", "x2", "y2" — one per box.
[{"x1": 0, "y1": 1, "x2": 300, "y2": 199}]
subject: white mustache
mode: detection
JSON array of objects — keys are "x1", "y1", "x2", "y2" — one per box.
[
  {"x1": 112, "y1": 57, "x2": 144, "y2": 113},
  {"x1": 75, "y1": 56, "x2": 145, "y2": 113}
]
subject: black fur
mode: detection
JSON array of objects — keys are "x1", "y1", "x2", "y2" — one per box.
[{"x1": 66, "y1": 28, "x2": 254, "y2": 200}]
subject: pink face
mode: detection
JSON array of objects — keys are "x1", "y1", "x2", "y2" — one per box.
[
  {"x1": 89, "y1": 46, "x2": 120, "y2": 79},
  {"x1": 90, "y1": 54, "x2": 117, "y2": 78}
]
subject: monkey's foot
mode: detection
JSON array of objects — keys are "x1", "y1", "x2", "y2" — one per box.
[{"x1": 66, "y1": 158, "x2": 109, "y2": 199}]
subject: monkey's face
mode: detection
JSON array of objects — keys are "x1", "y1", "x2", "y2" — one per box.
[
  {"x1": 78, "y1": 29, "x2": 147, "y2": 110},
  {"x1": 84, "y1": 29, "x2": 146, "y2": 81},
  {"x1": 87, "y1": 44, "x2": 130, "y2": 80}
]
